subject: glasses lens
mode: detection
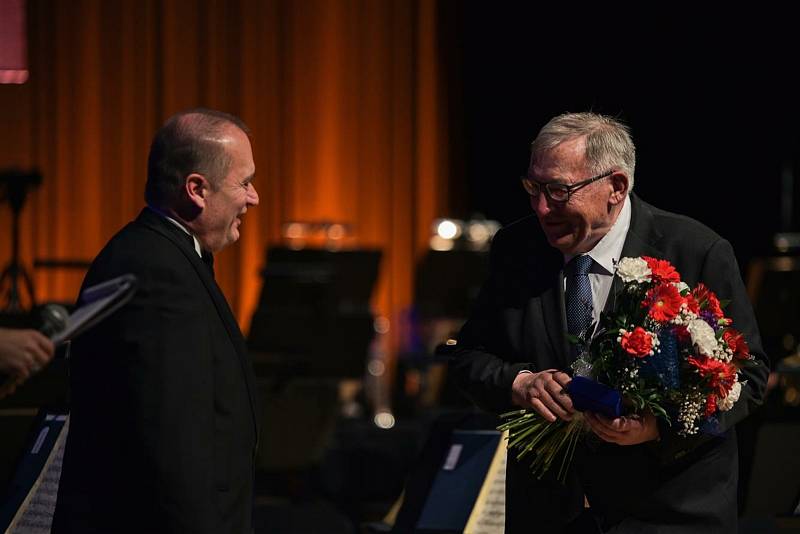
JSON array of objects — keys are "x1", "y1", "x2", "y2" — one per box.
[
  {"x1": 522, "y1": 178, "x2": 539, "y2": 196},
  {"x1": 546, "y1": 184, "x2": 569, "y2": 202}
]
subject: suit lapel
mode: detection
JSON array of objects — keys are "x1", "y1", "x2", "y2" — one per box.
[
  {"x1": 136, "y1": 208, "x2": 260, "y2": 438},
  {"x1": 523, "y1": 229, "x2": 570, "y2": 367},
  {"x1": 603, "y1": 194, "x2": 666, "y2": 315},
  {"x1": 541, "y1": 270, "x2": 571, "y2": 367}
]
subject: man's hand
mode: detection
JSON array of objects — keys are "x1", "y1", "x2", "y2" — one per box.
[
  {"x1": 0, "y1": 328, "x2": 55, "y2": 399},
  {"x1": 511, "y1": 369, "x2": 574, "y2": 422},
  {"x1": 584, "y1": 411, "x2": 660, "y2": 445}
]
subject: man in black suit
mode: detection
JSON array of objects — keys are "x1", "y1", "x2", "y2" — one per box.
[
  {"x1": 451, "y1": 112, "x2": 769, "y2": 533},
  {"x1": 53, "y1": 109, "x2": 261, "y2": 533}
]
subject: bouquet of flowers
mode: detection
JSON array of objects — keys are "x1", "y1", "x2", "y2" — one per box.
[{"x1": 498, "y1": 256, "x2": 755, "y2": 482}]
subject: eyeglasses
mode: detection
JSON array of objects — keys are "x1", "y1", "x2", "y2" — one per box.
[{"x1": 521, "y1": 169, "x2": 614, "y2": 203}]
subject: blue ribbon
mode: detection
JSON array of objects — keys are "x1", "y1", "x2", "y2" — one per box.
[
  {"x1": 568, "y1": 376, "x2": 623, "y2": 418},
  {"x1": 639, "y1": 329, "x2": 681, "y2": 389}
]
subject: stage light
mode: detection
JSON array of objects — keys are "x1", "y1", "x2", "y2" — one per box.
[
  {"x1": 281, "y1": 221, "x2": 355, "y2": 251},
  {"x1": 327, "y1": 223, "x2": 346, "y2": 240},
  {"x1": 429, "y1": 216, "x2": 500, "y2": 252},
  {"x1": 373, "y1": 411, "x2": 395, "y2": 429},
  {"x1": 374, "y1": 316, "x2": 390, "y2": 334},
  {"x1": 283, "y1": 222, "x2": 306, "y2": 239},
  {"x1": 466, "y1": 221, "x2": 488, "y2": 242},
  {"x1": 282, "y1": 222, "x2": 308, "y2": 250},
  {"x1": 429, "y1": 235, "x2": 455, "y2": 251},
  {"x1": 367, "y1": 359, "x2": 385, "y2": 377},
  {"x1": 436, "y1": 219, "x2": 460, "y2": 240}
]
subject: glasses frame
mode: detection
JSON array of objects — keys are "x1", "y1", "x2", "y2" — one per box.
[{"x1": 521, "y1": 169, "x2": 614, "y2": 203}]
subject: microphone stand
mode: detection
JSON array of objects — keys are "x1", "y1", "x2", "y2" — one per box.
[{"x1": 0, "y1": 170, "x2": 40, "y2": 312}]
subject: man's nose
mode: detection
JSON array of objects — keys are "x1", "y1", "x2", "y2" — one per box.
[
  {"x1": 531, "y1": 192, "x2": 551, "y2": 216},
  {"x1": 247, "y1": 184, "x2": 260, "y2": 206}
]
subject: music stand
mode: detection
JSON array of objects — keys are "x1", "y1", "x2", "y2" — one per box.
[
  {"x1": 247, "y1": 247, "x2": 382, "y2": 379},
  {"x1": 414, "y1": 249, "x2": 489, "y2": 320}
]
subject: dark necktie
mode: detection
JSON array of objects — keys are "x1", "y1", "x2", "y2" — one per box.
[
  {"x1": 565, "y1": 255, "x2": 594, "y2": 358},
  {"x1": 201, "y1": 249, "x2": 215, "y2": 277}
]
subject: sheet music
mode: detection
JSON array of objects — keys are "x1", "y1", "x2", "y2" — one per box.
[
  {"x1": 464, "y1": 430, "x2": 506, "y2": 534},
  {"x1": 51, "y1": 294, "x2": 115, "y2": 345},
  {"x1": 51, "y1": 274, "x2": 137, "y2": 345},
  {"x1": 7, "y1": 417, "x2": 69, "y2": 534}
]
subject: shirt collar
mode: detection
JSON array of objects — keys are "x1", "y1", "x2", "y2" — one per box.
[{"x1": 150, "y1": 207, "x2": 203, "y2": 258}]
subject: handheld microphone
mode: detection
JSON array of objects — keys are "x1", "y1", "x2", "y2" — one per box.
[
  {"x1": 0, "y1": 304, "x2": 68, "y2": 399},
  {"x1": 39, "y1": 303, "x2": 69, "y2": 339}
]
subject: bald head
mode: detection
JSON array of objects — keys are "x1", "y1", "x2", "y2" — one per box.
[{"x1": 145, "y1": 108, "x2": 250, "y2": 210}]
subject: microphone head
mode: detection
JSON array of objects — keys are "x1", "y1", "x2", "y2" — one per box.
[{"x1": 39, "y1": 303, "x2": 69, "y2": 338}]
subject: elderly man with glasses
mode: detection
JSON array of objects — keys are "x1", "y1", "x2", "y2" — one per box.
[{"x1": 451, "y1": 112, "x2": 768, "y2": 533}]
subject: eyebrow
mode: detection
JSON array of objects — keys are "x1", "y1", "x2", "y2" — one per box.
[{"x1": 529, "y1": 174, "x2": 570, "y2": 185}]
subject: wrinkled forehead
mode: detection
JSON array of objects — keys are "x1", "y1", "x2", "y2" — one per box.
[{"x1": 529, "y1": 136, "x2": 588, "y2": 179}]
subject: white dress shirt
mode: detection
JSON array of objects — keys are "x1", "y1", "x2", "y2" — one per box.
[{"x1": 564, "y1": 195, "x2": 632, "y2": 327}]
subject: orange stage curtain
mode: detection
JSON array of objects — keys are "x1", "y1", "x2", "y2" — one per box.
[{"x1": 0, "y1": 0, "x2": 451, "y2": 371}]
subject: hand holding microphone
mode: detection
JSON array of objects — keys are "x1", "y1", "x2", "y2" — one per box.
[{"x1": 0, "y1": 304, "x2": 64, "y2": 399}]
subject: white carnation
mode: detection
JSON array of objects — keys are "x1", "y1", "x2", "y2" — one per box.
[
  {"x1": 718, "y1": 380, "x2": 741, "y2": 411},
  {"x1": 675, "y1": 281, "x2": 690, "y2": 294},
  {"x1": 688, "y1": 318, "x2": 718, "y2": 356},
  {"x1": 616, "y1": 257, "x2": 651, "y2": 284}
]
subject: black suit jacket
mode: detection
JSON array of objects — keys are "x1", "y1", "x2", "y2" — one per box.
[
  {"x1": 53, "y1": 208, "x2": 261, "y2": 534},
  {"x1": 451, "y1": 195, "x2": 769, "y2": 533}
]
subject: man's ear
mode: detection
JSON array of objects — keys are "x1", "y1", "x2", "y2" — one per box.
[
  {"x1": 609, "y1": 172, "x2": 629, "y2": 205},
  {"x1": 185, "y1": 173, "x2": 208, "y2": 209}
]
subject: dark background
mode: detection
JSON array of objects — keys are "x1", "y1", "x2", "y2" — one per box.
[{"x1": 442, "y1": 4, "x2": 799, "y2": 272}]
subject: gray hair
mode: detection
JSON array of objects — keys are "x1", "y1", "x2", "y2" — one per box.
[
  {"x1": 530, "y1": 112, "x2": 636, "y2": 191},
  {"x1": 145, "y1": 108, "x2": 250, "y2": 209}
]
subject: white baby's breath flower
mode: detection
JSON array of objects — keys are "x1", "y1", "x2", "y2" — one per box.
[
  {"x1": 616, "y1": 257, "x2": 651, "y2": 284},
  {"x1": 718, "y1": 380, "x2": 741, "y2": 411},
  {"x1": 688, "y1": 318, "x2": 718, "y2": 357},
  {"x1": 715, "y1": 345, "x2": 734, "y2": 363},
  {"x1": 671, "y1": 308, "x2": 696, "y2": 325}
]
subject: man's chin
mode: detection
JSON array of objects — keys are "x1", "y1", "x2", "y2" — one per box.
[{"x1": 544, "y1": 233, "x2": 578, "y2": 255}]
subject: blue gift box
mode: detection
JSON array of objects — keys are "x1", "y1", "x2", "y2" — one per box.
[{"x1": 568, "y1": 376, "x2": 623, "y2": 418}]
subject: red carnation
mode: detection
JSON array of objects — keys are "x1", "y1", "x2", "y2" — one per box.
[
  {"x1": 722, "y1": 329, "x2": 750, "y2": 360},
  {"x1": 692, "y1": 283, "x2": 724, "y2": 319},
  {"x1": 688, "y1": 355, "x2": 737, "y2": 398},
  {"x1": 619, "y1": 327, "x2": 653, "y2": 357},
  {"x1": 643, "y1": 283, "x2": 683, "y2": 323},
  {"x1": 643, "y1": 256, "x2": 681, "y2": 283}
]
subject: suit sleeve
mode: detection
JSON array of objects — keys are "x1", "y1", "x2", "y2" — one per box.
[
  {"x1": 449, "y1": 229, "x2": 536, "y2": 413},
  {"x1": 654, "y1": 238, "x2": 770, "y2": 461},
  {"x1": 701, "y1": 238, "x2": 769, "y2": 428}
]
